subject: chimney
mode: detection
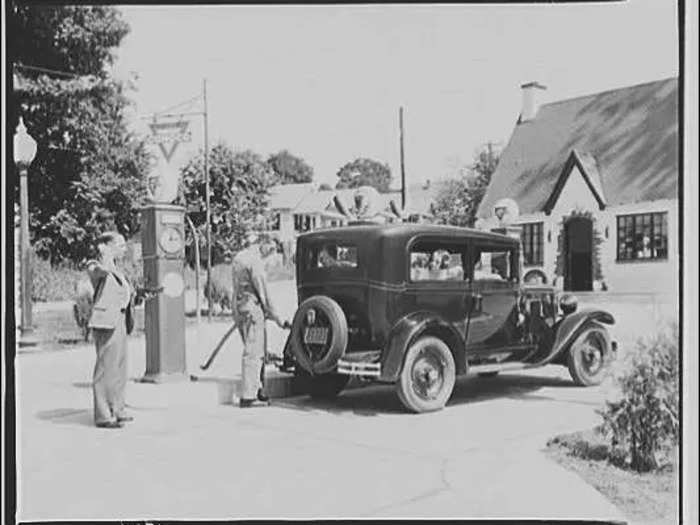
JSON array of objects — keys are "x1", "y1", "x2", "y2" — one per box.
[{"x1": 520, "y1": 81, "x2": 547, "y2": 122}]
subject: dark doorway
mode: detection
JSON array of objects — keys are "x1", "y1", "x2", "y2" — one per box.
[{"x1": 564, "y1": 217, "x2": 593, "y2": 291}]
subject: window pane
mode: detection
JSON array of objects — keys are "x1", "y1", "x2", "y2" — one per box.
[
  {"x1": 474, "y1": 250, "x2": 512, "y2": 281},
  {"x1": 410, "y1": 245, "x2": 465, "y2": 282},
  {"x1": 308, "y1": 243, "x2": 359, "y2": 270}
]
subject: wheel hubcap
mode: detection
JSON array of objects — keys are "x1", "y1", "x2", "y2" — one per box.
[
  {"x1": 411, "y1": 349, "x2": 445, "y2": 400},
  {"x1": 579, "y1": 335, "x2": 604, "y2": 376}
]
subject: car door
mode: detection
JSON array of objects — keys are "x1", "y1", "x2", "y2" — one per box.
[
  {"x1": 401, "y1": 237, "x2": 471, "y2": 336},
  {"x1": 465, "y1": 241, "x2": 520, "y2": 351}
]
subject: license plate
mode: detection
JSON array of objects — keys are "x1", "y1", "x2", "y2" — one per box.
[{"x1": 304, "y1": 327, "x2": 328, "y2": 345}]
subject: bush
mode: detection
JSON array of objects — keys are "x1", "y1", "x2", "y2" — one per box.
[
  {"x1": 31, "y1": 254, "x2": 83, "y2": 302},
  {"x1": 599, "y1": 325, "x2": 679, "y2": 472}
]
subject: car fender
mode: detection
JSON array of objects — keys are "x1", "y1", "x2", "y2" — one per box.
[
  {"x1": 550, "y1": 308, "x2": 615, "y2": 361},
  {"x1": 380, "y1": 311, "x2": 465, "y2": 382}
]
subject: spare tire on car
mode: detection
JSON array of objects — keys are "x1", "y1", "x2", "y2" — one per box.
[{"x1": 289, "y1": 295, "x2": 348, "y2": 375}]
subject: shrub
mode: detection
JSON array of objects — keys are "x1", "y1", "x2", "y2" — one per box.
[
  {"x1": 599, "y1": 325, "x2": 679, "y2": 472},
  {"x1": 31, "y1": 254, "x2": 83, "y2": 302}
]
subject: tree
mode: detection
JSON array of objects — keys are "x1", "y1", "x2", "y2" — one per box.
[
  {"x1": 180, "y1": 144, "x2": 275, "y2": 265},
  {"x1": 10, "y1": 5, "x2": 150, "y2": 264},
  {"x1": 266, "y1": 150, "x2": 314, "y2": 184},
  {"x1": 431, "y1": 145, "x2": 500, "y2": 227},
  {"x1": 336, "y1": 158, "x2": 392, "y2": 193}
]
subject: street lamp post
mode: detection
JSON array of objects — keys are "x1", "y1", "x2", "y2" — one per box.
[{"x1": 14, "y1": 117, "x2": 37, "y2": 341}]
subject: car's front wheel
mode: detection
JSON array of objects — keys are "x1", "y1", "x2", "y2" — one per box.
[
  {"x1": 397, "y1": 336, "x2": 456, "y2": 413},
  {"x1": 567, "y1": 323, "x2": 612, "y2": 386}
]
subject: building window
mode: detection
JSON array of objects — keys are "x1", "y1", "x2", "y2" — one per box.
[
  {"x1": 617, "y1": 212, "x2": 668, "y2": 261},
  {"x1": 294, "y1": 214, "x2": 316, "y2": 232},
  {"x1": 521, "y1": 222, "x2": 543, "y2": 266},
  {"x1": 269, "y1": 213, "x2": 280, "y2": 231}
]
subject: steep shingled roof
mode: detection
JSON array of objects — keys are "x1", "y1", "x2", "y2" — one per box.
[{"x1": 477, "y1": 78, "x2": 678, "y2": 218}]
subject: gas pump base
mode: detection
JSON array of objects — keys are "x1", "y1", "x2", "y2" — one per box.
[{"x1": 138, "y1": 372, "x2": 189, "y2": 384}]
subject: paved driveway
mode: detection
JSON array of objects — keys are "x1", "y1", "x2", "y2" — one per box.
[
  {"x1": 16, "y1": 330, "x2": 624, "y2": 521},
  {"x1": 19, "y1": 279, "x2": 673, "y2": 521}
]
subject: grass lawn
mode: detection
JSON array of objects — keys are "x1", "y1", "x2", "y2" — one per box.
[
  {"x1": 545, "y1": 429, "x2": 678, "y2": 525},
  {"x1": 22, "y1": 303, "x2": 233, "y2": 353}
]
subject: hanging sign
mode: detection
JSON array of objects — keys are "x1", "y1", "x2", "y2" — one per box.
[{"x1": 147, "y1": 119, "x2": 192, "y2": 163}]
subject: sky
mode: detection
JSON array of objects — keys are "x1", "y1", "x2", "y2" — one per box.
[{"x1": 112, "y1": 1, "x2": 679, "y2": 189}]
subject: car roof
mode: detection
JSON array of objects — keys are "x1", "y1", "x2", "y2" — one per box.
[{"x1": 298, "y1": 222, "x2": 518, "y2": 246}]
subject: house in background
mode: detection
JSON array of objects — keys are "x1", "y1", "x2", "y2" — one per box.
[
  {"x1": 477, "y1": 78, "x2": 678, "y2": 294},
  {"x1": 266, "y1": 181, "x2": 436, "y2": 254}
]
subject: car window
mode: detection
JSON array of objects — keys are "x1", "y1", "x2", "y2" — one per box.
[
  {"x1": 471, "y1": 248, "x2": 516, "y2": 282},
  {"x1": 306, "y1": 242, "x2": 359, "y2": 270},
  {"x1": 410, "y1": 244, "x2": 465, "y2": 282}
]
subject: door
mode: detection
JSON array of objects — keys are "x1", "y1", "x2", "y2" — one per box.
[
  {"x1": 465, "y1": 243, "x2": 520, "y2": 350},
  {"x1": 564, "y1": 217, "x2": 593, "y2": 291},
  {"x1": 403, "y1": 239, "x2": 471, "y2": 336}
]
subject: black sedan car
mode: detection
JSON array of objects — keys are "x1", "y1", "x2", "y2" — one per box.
[{"x1": 284, "y1": 223, "x2": 616, "y2": 413}]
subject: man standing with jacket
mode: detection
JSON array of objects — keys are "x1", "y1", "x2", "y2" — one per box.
[{"x1": 232, "y1": 235, "x2": 288, "y2": 408}]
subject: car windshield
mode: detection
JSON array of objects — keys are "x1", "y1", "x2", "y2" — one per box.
[{"x1": 305, "y1": 242, "x2": 359, "y2": 270}]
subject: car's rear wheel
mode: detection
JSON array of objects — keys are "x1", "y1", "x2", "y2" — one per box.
[
  {"x1": 289, "y1": 295, "x2": 348, "y2": 374},
  {"x1": 567, "y1": 324, "x2": 612, "y2": 386},
  {"x1": 294, "y1": 368, "x2": 349, "y2": 399},
  {"x1": 397, "y1": 336, "x2": 456, "y2": 413}
]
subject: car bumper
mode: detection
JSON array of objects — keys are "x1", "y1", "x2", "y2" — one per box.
[{"x1": 336, "y1": 350, "x2": 382, "y2": 378}]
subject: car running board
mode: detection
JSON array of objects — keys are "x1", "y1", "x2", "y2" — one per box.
[{"x1": 469, "y1": 362, "x2": 530, "y2": 374}]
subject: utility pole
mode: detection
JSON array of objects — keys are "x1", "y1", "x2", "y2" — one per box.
[
  {"x1": 399, "y1": 107, "x2": 406, "y2": 209},
  {"x1": 203, "y1": 79, "x2": 212, "y2": 322}
]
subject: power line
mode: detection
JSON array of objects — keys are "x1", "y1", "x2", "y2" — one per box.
[
  {"x1": 153, "y1": 93, "x2": 202, "y2": 117},
  {"x1": 14, "y1": 63, "x2": 88, "y2": 80}
]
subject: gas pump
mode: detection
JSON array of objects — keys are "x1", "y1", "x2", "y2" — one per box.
[{"x1": 140, "y1": 203, "x2": 187, "y2": 382}]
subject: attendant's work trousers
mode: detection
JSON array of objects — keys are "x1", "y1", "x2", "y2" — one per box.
[
  {"x1": 92, "y1": 314, "x2": 128, "y2": 424},
  {"x1": 237, "y1": 300, "x2": 266, "y2": 400}
]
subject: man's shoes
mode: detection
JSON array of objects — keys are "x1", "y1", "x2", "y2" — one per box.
[
  {"x1": 96, "y1": 420, "x2": 123, "y2": 429},
  {"x1": 239, "y1": 398, "x2": 270, "y2": 408},
  {"x1": 116, "y1": 415, "x2": 134, "y2": 423},
  {"x1": 257, "y1": 389, "x2": 270, "y2": 402}
]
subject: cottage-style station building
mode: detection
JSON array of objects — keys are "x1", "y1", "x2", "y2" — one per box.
[{"x1": 477, "y1": 78, "x2": 678, "y2": 295}]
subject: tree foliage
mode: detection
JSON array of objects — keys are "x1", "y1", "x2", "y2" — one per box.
[
  {"x1": 336, "y1": 157, "x2": 392, "y2": 193},
  {"x1": 10, "y1": 5, "x2": 150, "y2": 264},
  {"x1": 267, "y1": 150, "x2": 314, "y2": 184},
  {"x1": 179, "y1": 144, "x2": 274, "y2": 265},
  {"x1": 431, "y1": 145, "x2": 499, "y2": 227}
]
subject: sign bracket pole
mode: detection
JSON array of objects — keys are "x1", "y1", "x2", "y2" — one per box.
[{"x1": 203, "y1": 78, "x2": 212, "y2": 322}]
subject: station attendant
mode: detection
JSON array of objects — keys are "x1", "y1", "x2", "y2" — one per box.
[{"x1": 232, "y1": 235, "x2": 289, "y2": 408}]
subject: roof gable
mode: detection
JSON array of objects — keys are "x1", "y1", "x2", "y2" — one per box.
[
  {"x1": 478, "y1": 78, "x2": 678, "y2": 218},
  {"x1": 543, "y1": 150, "x2": 606, "y2": 214}
]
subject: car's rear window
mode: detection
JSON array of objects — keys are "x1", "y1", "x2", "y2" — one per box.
[{"x1": 304, "y1": 242, "x2": 359, "y2": 270}]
